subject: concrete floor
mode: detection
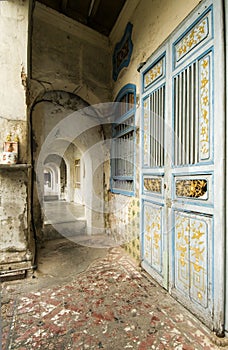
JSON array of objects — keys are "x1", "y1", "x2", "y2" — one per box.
[
  {"x1": 43, "y1": 201, "x2": 120, "y2": 247},
  {"x1": 44, "y1": 201, "x2": 85, "y2": 225},
  {"x1": 1, "y1": 238, "x2": 227, "y2": 349}
]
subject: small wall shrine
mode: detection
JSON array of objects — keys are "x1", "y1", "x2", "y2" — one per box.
[{"x1": 1, "y1": 133, "x2": 19, "y2": 165}]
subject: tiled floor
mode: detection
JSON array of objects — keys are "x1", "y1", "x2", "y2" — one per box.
[{"x1": 1, "y1": 239, "x2": 227, "y2": 349}]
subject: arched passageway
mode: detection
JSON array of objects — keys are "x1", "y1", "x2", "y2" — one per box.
[
  {"x1": 31, "y1": 90, "x2": 106, "y2": 242},
  {"x1": 43, "y1": 154, "x2": 67, "y2": 201}
]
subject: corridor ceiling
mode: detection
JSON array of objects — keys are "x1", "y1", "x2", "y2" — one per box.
[{"x1": 37, "y1": 0, "x2": 127, "y2": 36}]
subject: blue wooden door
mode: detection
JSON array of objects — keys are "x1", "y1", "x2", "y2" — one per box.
[
  {"x1": 141, "y1": 0, "x2": 225, "y2": 333},
  {"x1": 141, "y1": 52, "x2": 168, "y2": 288}
]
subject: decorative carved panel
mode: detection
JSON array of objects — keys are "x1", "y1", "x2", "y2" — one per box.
[
  {"x1": 176, "y1": 179, "x2": 207, "y2": 198},
  {"x1": 144, "y1": 178, "x2": 162, "y2": 194},
  {"x1": 112, "y1": 23, "x2": 133, "y2": 81},
  {"x1": 199, "y1": 53, "x2": 211, "y2": 160},
  {"x1": 143, "y1": 98, "x2": 150, "y2": 166},
  {"x1": 174, "y1": 10, "x2": 212, "y2": 66},
  {"x1": 175, "y1": 211, "x2": 211, "y2": 308},
  {"x1": 144, "y1": 57, "x2": 164, "y2": 89}
]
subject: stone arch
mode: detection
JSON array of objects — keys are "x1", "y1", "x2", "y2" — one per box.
[
  {"x1": 29, "y1": 80, "x2": 102, "y2": 110},
  {"x1": 31, "y1": 90, "x2": 106, "y2": 242}
]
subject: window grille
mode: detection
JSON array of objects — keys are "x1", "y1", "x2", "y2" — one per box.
[
  {"x1": 150, "y1": 85, "x2": 165, "y2": 167},
  {"x1": 111, "y1": 84, "x2": 136, "y2": 195},
  {"x1": 174, "y1": 62, "x2": 198, "y2": 165}
]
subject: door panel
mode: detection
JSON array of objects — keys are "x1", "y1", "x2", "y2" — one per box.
[
  {"x1": 141, "y1": 0, "x2": 225, "y2": 331},
  {"x1": 173, "y1": 50, "x2": 213, "y2": 167},
  {"x1": 170, "y1": 4, "x2": 214, "y2": 324},
  {"x1": 141, "y1": 52, "x2": 167, "y2": 289},
  {"x1": 143, "y1": 201, "x2": 163, "y2": 274},
  {"x1": 173, "y1": 210, "x2": 213, "y2": 310}
]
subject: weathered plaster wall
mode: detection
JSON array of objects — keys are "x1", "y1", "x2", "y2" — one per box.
[
  {"x1": 0, "y1": 0, "x2": 29, "y2": 162},
  {"x1": 108, "y1": 0, "x2": 201, "y2": 261},
  {"x1": 110, "y1": 0, "x2": 201, "y2": 97},
  {"x1": 0, "y1": 169, "x2": 32, "y2": 269},
  {"x1": 32, "y1": 2, "x2": 112, "y2": 105},
  {"x1": 0, "y1": 0, "x2": 32, "y2": 271},
  {"x1": 0, "y1": 0, "x2": 29, "y2": 120}
]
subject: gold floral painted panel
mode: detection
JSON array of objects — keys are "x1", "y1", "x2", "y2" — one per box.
[
  {"x1": 176, "y1": 179, "x2": 207, "y2": 199},
  {"x1": 144, "y1": 58, "x2": 164, "y2": 89},
  {"x1": 144, "y1": 177, "x2": 162, "y2": 194},
  {"x1": 144, "y1": 203, "x2": 162, "y2": 273},
  {"x1": 175, "y1": 212, "x2": 211, "y2": 308},
  {"x1": 175, "y1": 213, "x2": 189, "y2": 293},
  {"x1": 199, "y1": 53, "x2": 211, "y2": 160},
  {"x1": 143, "y1": 97, "x2": 150, "y2": 166},
  {"x1": 175, "y1": 12, "x2": 211, "y2": 64}
]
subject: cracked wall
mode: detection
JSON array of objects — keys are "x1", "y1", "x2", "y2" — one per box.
[
  {"x1": 0, "y1": 0, "x2": 33, "y2": 271},
  {"x1": 32, "y1": 2, "x2": 112, "y2": 104},
  {"x1": 0, "y1": 169, "x2": 31, "y2": 269}
]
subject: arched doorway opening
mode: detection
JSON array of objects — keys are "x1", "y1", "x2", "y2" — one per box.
[
  {"x1": 43, "y1": 154, "x2": 67, "y2": 201},
  {"x1": 31, "y1": 90, "x2": 105, "y2": 242}
]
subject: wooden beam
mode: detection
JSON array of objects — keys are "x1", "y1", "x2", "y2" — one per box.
[
  {"x1": 88, "y1": 0, "x2": 95, "y2": 16},
  {"x1": 61, "y1": 0, "x2": 68, "y2": 12},
  {"x1": 88, "y1": 0, "x2": 101, "y2": 17}
]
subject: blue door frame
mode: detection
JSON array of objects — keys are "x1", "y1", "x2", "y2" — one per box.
[{"x1": 140, "y1": 0, "x2": 225, "y2": 335}]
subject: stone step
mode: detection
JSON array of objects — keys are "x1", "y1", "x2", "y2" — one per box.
[
  {"x1": 44, "y1": 195, "x2": 59, "y2": 201},
  {"x1": 43, "y1": 220, "x2": 87, "y2": 241}
]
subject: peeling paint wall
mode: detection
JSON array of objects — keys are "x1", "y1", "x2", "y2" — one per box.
[
  {"x1": 0, "y1": 170, "x2": 28, "y2": 252},
  {"x1": 0, "y1": 0, "x2": 29, "y2": 163},
  {"x1": 32, "y1": 3, "x2": 112, "y2": 105},
  {"x1": 0, "y1": 0, "x2": 29, "y2": 120},
  {"x1": 0, "y1": 0, "x2": 33, "y2": 271}
]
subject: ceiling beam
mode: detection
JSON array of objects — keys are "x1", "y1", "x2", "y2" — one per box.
[
  {"x1": 61, "y1": 0, "x2": 68, "y2": 12},
  {"x1": 88, "y1": 0, "x2": 95, "y2": 16},
  {"x1": 88, "y1": 0, "x2": 101, "y2": 17}
]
